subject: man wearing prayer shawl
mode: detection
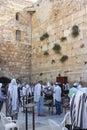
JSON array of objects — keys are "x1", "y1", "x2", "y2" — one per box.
[{"x1": 7, "y1": 79, "x2": 19, "y2": 119}]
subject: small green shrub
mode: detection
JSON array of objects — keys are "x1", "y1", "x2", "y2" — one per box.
[
  {"x1": 40, "y1": 73, "x2": 43, "y2": 76},
  {"x1": 51, "y1": 59, "x2": 55, "y2": 64},
  {"x1": 71, "y1": 25, "x2": 79, "y2": 37},
  {"x1": 53, "y1": 44, "x2": 61, "y2": 53},
  {"x1": 80, "y1": 44, "x2": 84, "y2": 48},
  {"x1": 43, "y1": 33, "x2": 49, "y2": 38},
  {"x1": 60, "y1": 55, "x2": 68, "y2": 63},
  {"x1": 40, "y1": 32, "x2": 49, "y2": 41},
  {"x1": 43, "y1": 51, "x2": 49, "y2": 56},
  {"x1": 40, "y1": 36, "x2": 44, "y2": 41},
  {"x1": 60, "y1": 37, "x2": 67, "y2": 42}
]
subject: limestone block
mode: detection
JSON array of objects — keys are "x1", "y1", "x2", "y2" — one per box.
[
  {"x1": 79, "y1": 9, "x2": 86, "y2": 17},
  {"x1": 64, "y1": 29, "x2": 70, "y2": 37}
]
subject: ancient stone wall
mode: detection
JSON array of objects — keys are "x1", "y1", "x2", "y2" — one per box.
[
  {"x1": 0, "y1": 0, "x2": 33, "y2": 83},
  {"x1": 31, "y1": 0, "x2": 87, "y2": 84},
  {"x1": 1, "y1": 0, "x2": 87, "y2": 85}
]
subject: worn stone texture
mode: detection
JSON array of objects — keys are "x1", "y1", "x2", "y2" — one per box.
[
  {"x1": 0, "y1": 0, "x2": 87, "y2": 84},
  {"x1": 31, "y1": 0, "x2": 87, "y2": 84},
  {"x1": 0, "y1": 0, "x2": 33, "y2": 82}
]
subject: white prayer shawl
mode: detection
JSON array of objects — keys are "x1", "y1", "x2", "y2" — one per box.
[
  {"x1": 8, "y1": 83, "x2": 13, "y2": 98},
  {"x1": 80, "y1": 88, "x2": 87, "y2": 128},
  {"x1": 0, "y1": 83, "x2": 2, "y2": 92},
  {"x1": 34, "y1": 83, "x2": 41, "y2": 102},
  {"x1": 22, "y1": 86, "x2": 27, "y2": 96},
  {"x1": 83, "y1": 97, "x2": 87, "y2": 128},
  {"x1": 26, "y1": 84, "x2": 32, "y2": 95},
  {"x1": 12, "y1": 84, "x2": 18, "y2": 111},
  {"x1": 77, "y1": 84, "x2": 82, "y2": 90},
  {"x1": 8, "y1": 79, "x2": 18, "y2": 111},
  {"x1": 70, "y1": 88, "x2": 87, "y2": 129},
  {"x1": 74, "y1": 91, "x2": 83, "y2": 127}
]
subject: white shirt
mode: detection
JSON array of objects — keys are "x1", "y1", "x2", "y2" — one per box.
[
  {"x1": 34, "y1": 83, "x2": 41, "y2": 102},
  {"x1": 22, "y1": 86, "x2": 27, "y2": 96},
  {"x1": 54, "y1": 85, "x2": 61, "y2": 102},
  {"x1": 77, "y1": 84, "x2": 82, "y2": 90}
]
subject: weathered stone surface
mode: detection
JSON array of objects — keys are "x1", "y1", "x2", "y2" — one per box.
[
  {"x1": 31, "y1": 0, "x2": 87, "y2": 84},
  {"x1": 0, "y1": 0, "x2": 33, "y2": 83},
  {"x1": 0, "y1": 0, "x2": 87, "y2": 85}
]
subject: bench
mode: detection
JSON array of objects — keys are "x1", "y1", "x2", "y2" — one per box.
[{"x1": 1, "y1": 112, "x2": 19, "y2": 130}]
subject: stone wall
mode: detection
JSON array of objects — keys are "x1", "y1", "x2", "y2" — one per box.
[
  {"x1": 31, "y1": 0, "x2": 87, "y2": 84},
  {"x1": 0, "y1": 0, "x2": 33, "y2": 83},
  {"x1": 1, "y1": 0, "x2": 87, "y2": 85}
]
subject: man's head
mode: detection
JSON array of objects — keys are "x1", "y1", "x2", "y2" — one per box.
[
  {"x1": 38, "y1": 80, "x2": 43, "y2": 85},
  {"x1": 73, "y1": 82, "x2": 78, "y2": 88},
  {"x1": 55, "y1": 82, "x2": 59, "y2": 86}
]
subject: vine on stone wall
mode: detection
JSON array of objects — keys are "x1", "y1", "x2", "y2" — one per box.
[
  {"x1": 43, "y1": 51, "x2": 49, "y2": 56},
  {"x1": 40, "y1": 73, "x2": 43, "y2": 76},
  {"x1": 40, "y1": 32, "x2": 49, "y2": 41},
  {"x1": 60, "y1": 55, "x2": 68, "y2": 63},
  {"x1": 53, "y1": 43, "x2": 61, "y2": 54},
  {"x1": 51, "y1": 59, "x2": 55, "y2": 64},
  {"x1": 60, "y1": 37, "x2": 67, "y2": 42},
  {"x1": 71, "y1": 25, "x2": 79, "y2": 37},
  {"x1": 80, "y1": 44, "x2": 84, "y2": 48}
]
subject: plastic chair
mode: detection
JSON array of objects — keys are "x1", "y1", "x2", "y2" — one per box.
[
  {"x1": 48, "y1": 119, "x2": 62, "y2": 130},
  {"x1": 62, "y1": 127, "x2": 69, "y2": 130},
  {"x1": 1, "y1": 112, "x2": 19, "y2": 130},
  {"x1": 61, "y1": 111, "x2": 71, "y2": 128},
  {"x1": 48, "y1": 119, "x2": 69, "y2": 130}
]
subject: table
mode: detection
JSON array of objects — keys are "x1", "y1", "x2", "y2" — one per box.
[{"x1": 24, "y1": 103, "x2": 36, "y2": 130}]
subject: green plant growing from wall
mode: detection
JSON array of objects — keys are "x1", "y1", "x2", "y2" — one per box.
[
  {"x1": 43, "y1": 51, "x2": 49, "y2": 56},
  {"x1": 44, "y1": 33, "x2": 49, "y2": 38},
  {"x1": 51, "y1": 59, "x2": 55, "y2": 64},
  {"x1": 40, "y1": 36, "x2": 44, "y2": 41},
  {"x1": 53, "y1": 44, "x2": 61, "y2": 53},
  {"x1": 40, "y1": 32, "x2": 49, "y2": 41},
  {"x1": 80, "y1": 44, "x2": 84, "y2": 48},
  {"x1": 60, "y1": 36, "x2": 67, "y2": 42},
  {"x1": 40, "y1": 73, "x2": 43, "y2": 76},
  {"x1": 60, "y1": 55, "x2": 68, "y2": 63},
  {"x1": 71, "y1": 25, "x2": 79, "y2": 37}
]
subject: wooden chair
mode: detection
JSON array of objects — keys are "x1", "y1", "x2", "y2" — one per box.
[{"x1": 1, "y1": 112, "x2": 19, "y2": 130}]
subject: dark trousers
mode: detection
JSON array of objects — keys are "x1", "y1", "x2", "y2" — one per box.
[
  {"x1": 55, "y1": 100, "x2": 62, "y2": 115},
  {"x1": 73, "y1": 128, "x2": 87, "y2": 130},
  {"x1": 73, "y1": 127, "x2": 87, "y2": 130},
  {"x1": 0, "y1": 101, "x2": 4, "y2": 111}
]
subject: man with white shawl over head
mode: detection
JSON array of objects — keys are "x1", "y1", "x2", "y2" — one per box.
[
  {"x1": 0, "y1": 83, "x2": 6, "y2": 111},
  {"x1": 70, "y1": 87, "x2": 87, "y2": 130},
  {"x1": 7, "y1": 79, "x2": 19, "y2": 119}
]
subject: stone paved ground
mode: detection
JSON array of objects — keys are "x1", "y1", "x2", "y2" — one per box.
[{"x1": 0, "y1": 103, "x2": 69, "y2": 130}]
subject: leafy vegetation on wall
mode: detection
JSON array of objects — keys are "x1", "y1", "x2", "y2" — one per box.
[
  {"x1": 80, "y1": 44, "x2": 84, "y2": 48},
  {"x1": 60, "y1": 55, "x2": 68, "y2": 63},
  {"x1": 53, "y1": 44, "x2": 61, "y2": 54},
  {"x1": 51, "y1": 59, "x2": 55, "y2": 64},
  {"x1": 40, "y1": 73, "x2": 43, "y2": 76},
  {"x1": 43, "y1": 51, "x2": 49, "y2": 56},
  {"x1": 40, "y1": 32, "x2": 49, "y2": 41},
  {"x1": 60, "y1": 36, "x2": 67, "y2": 42},
  {"x1": 71, "y1": 25, "x2": 79, "y2": 37}
]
